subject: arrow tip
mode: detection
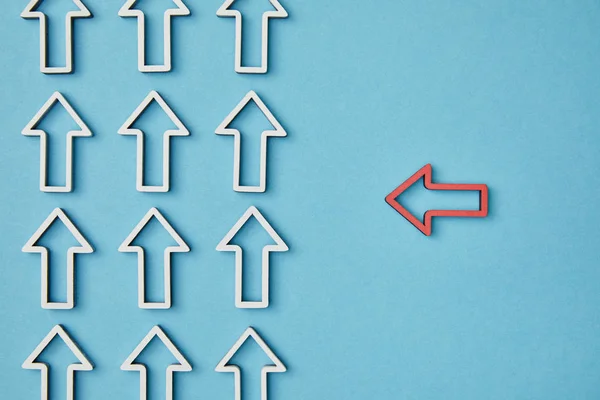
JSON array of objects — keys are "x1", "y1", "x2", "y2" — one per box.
[
  {"x1": 23, "y1": 325, "x2": 93, "y2": 370},
  {"x1": 216, "y1": 206, "x2": 288, "y2": 251},
  {"x1": 119, "y1": 208, "x2": 190, "y2": 252},
  {"x1": 121, "y1": 325, "x2": 192, "y2": 371},
  {"x1": 118, "y1": 91, "x2": 189, "y2": 136},
  {"x1": 216, "y1": 327, "x2": 286, "y2": 372},
  {"x1": 217, "y1": 0, "x2": 287, "y2": 16},
  {"x1": 23, "y1": 208, "x2": 94, "y2": 252},
  {"x1": 22, "y1": 0, "x2": 92, "y2": 17},
  {"x1": 23, "y1": 92, "x2": 91, "y2": 137},
  {"x1": 215, "y1": 91, "x2": 286, "y2": 137}
]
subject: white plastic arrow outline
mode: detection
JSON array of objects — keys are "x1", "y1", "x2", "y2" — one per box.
[
  {"x1": 216, "y1": 327, "x2": 286, "y2": 400},
  {"x1": 119, "y1": 0, "x2": 190, "y2": 72},
  {"x1": 119, "y1": 91, "x2": 189, "y2": 193},
  {"x1": 21, "y1": 0, "x2": 92, "y2": 74},
  {"x1": 23, "y1": 208, "x2": 94, "y2": 310},
  {"x1": 119, "y1": 207, "x2": 190, "y2": 309},
  {"x1": 122, "y1": 325, "x2": 192, "y2": 400},
  {"x1": 23, "y1": 92, "x2": 92, "y2": 193},
  {"x1": 216, "y1": 91, "x2": 286, "y2": 193},
  {"x1": 23, "y1": 325, "x2": 93, "y2": 400},
  {"x1": 217, "y1": 206, "x2": 288, "y2": 309},
  {"x1": 217, "y1": 0, "x2": 288, "y2": 74}
]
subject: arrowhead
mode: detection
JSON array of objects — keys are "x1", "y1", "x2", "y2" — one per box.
[
  {"x1": 118, "y1": 91, "x2": 189, "y2": 138},
  {"x1": 22, "y1": 92, "x2": 92, "y2": 139},
  {"x1": 216, "y1": 327, "x2": 286, "y2": 372},
  {"x1": 385, "y1": 164, "x2": 433, "y2": 236},
  {"x1": 217, "y1": 0, "x2": 287, "y2": 17},
  {"x1": 22, "y1": 0, "x2": 91, "y2": 18},
  {"x1": 119, "y1": 208, "x2": 189, "y2": 252},
  {"x1": 119, "y1": 0, "x2": 190, "y2": 16},
  {"x1": 23, "y1": 325, "x2": 93, "y2": 370},
  {"x1": 121, "y1": 326, "x2": 191, "y2": 371},
  {"x1": 217, "y1": 206, "x2": 288, "y2": 251},
  {"x1": 23, "y1": 208, "x2": 93, "y2": 253},
  {"x1": 216, "y1": 91, "x2": 286, "y2": 138}
]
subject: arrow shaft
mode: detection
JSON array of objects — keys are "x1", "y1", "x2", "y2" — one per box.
[
  {"x1": 235, "y1": 248, "x2": 270, "y2": 308},
  {"x1": 38, "y1": 15, "x2": 74, "y2": 72},
  {"x1": 37, "y1": 365, "x2": 78, "y2": 400},
  {"x1": 137, "y1": 14, "x2": 172, "y2": 72},
  {"x1": 39, "y1": 132, "x2": 73, "y2": 190},
  {"x1": 231, "y1": 369, "x2": 269, "y2": 400},
  {"x1": 234, "y1": 15, "x2": 269, "y2": 71},
  {"x1": 137, "y1": 250, "x2": 171, "y2": 309},
  {"x1": 232, "y1": 134, "x2": 268, "y2": 192},
  {"x1": 425, "y1": 183, "x2": 488, "y2": 216},
  {"x1": 40, "y1": 249, "x2": 75, "y2": 309},
  {"x1": 136, "y1": 133, "x2": 170, "y2": 192}
]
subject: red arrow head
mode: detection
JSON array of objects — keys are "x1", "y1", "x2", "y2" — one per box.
[{"x1": 385, "y1": 164, "x2": 433, "y2": 235}]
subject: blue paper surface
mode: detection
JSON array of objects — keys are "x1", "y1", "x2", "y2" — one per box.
[{"x1": 1, "y1": 1, "x2": 600, "y2": 399}]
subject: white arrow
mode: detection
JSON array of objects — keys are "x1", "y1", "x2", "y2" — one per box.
[
  {"x1": 23, "y1": 208, "x2": 93, "y2": 310},
  {"x1": 217, "y1": 206, "x2": 288, "y2": 309},
  {"x1": 23, "y1": 92, "x2": 92, "y2": 193},
  {"x1": 216, "y1": 91, "x2": 286, "y2": 193},
  {"x1": 119, "y1": 207, "x2": 190, "y2": 309},
  {"x1": 216, "y1": 327, "x2": 286, "y2": 400},
  {"x1": 118, "y1": 91, "x2": 189, "y2": 192},
  {"x1": 217, "y1": 0, "x2": 288, "y2": 74},
  {"x1": 122, "y1": 325, "x2": 192, "y2": 400},
  {"x1": 23, "y1": 325, "x2": 93, "y2": 400},
  {"x1": 119, "y1": 0, "x2": 190, "y2": 72},
  {"x1": 21, "y1": 0, "x2": 91, "y2": 74}
]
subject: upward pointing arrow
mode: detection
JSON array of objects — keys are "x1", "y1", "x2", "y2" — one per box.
[
  {"x1": 216, "y1": 327, "x2": 286, "y2": 400},
  {"x1": 118, "y1": 91, "x2": 189, "y2": 193},
  {"x1": 217, "y1": 206, "x2": 288, "y2": 309},
  {"x1": 122, "y1": 326, "x2": 192, "y2": 400},
  {"x1": 23, "y1": 208, "x2": 93, "y2": 309},
  {"x1": 21, "y1": 0, "x2": 91, "y2": 74},
  {"x1": 23, "y1": 325, "x2": 93, "y2": 400},
  {"x1": 119, "y1": 208, "x2": 190, "y2": 309},
  {"x1": 216, "y1": 91, "x2": 286, "y2": 193},
  {"x1": 23, "y1": 92, "x2": 92, "y2": 193},
  {"x1": 217, "y1": 0, "x2": 288, "y2": 73},
  {"x1": 119, "y1": 0, "x2": 190, "y2": 72}
]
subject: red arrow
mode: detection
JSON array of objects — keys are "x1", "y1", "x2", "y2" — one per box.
[{"x1": 385, "y1": 164, "x2": 488, "y2": 236}]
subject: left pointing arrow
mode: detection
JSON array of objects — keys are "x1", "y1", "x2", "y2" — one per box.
[
  {"x1": 119, "y1": 0, "x2": 190, "y2": 72},
  {"x1": 21, "y1": 0, "x2": 92, "y2": 74},
  {"x1": 23, "y1": 325, "x2": 93, "y2": 400},
  {"x1": 23, "y1": 208, "x2": 93, "y2": 310},
  {"x1": 119, "y1": 91, "x2": 189, "y2": 193},
  {"x1": 119, "y1": 208, "x2": 190, "y2": 309},
  {"x1": 122, "y1": 326, "x2": 192, "y2": 400},
  {"x1": 23, "y1": 92, "x2": 92, "y2": 193}
]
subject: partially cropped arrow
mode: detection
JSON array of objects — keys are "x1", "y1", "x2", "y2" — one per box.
[
  {"x1": 216, "y1": 91, "x2": 286, "y2": 193},
  {"x1": 217, "y1": 0, "x2": 288, "y2": 73},
  {"x1": 23, "y1": 325, "x2": 93, "y2": 400},
  {"x1": 119, "y1": 208, "x2": 189, "y2": 309},
  {"x1": 119, "y1": 91, "x2": 189, "y2": 192},
  {"x1": 119, "y1": 0, "x2": 190, "y2": 72},
  {"x1": 216, "y1": 327, "x2": 286, "y2": 400},
  {"x1": 385, "y1": 164, "x2": 489, "y2": 236},
  {"x1": 21, "y1": 0, "x2": 91, "y2": 74},
  {"x1": 23, "y1": 208, "x2": 93, "y2": 309},
  {"x1": 122, "y1": 326, "x2": 191, "y2": 400},
  {"x1": 23, "y1": 92, "x2": 92, "y2": 193},
  {"x1": 217, "y1": 206, "x2": 288, "y2": 309}
]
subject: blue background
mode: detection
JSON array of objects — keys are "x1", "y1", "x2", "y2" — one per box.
[{"x1": 1, "y1": 0, "x2": 600, "y2": 399}]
